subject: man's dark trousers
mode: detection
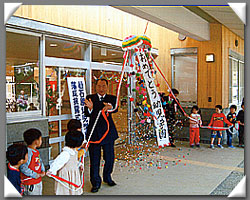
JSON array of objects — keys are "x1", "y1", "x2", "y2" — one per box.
[{"x1": 89, "y1": 141, "x2": 114, "y2": 187}]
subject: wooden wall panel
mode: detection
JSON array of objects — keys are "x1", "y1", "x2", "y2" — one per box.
[{"x1": 13, "y1": 5, "x2": 244, "y2": 108}]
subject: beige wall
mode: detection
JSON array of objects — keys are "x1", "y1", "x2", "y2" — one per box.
[{"x1": 13, "y1": 5, "x2": 244, "y2": 108}]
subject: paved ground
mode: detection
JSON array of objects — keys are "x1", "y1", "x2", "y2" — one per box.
[
  {"x1": 210, "y1": 161, "x2": 244, "y2": 195},
  {"x1": 42, "y1": 140, "x2": 244, "y2": 196}
]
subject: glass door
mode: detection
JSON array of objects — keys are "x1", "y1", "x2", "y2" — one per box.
[
  {"x1": 171, "y1": 48, "x2": 198, "y2": 107},
  {"x1": 46, "y1": 66, "x2": 86, "y2": 161}
]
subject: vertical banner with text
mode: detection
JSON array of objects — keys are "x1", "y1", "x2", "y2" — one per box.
[
  {"x1": 136, "y1": 50, "x2": 170, "y2": 147},
  {"x1": 67, "y1": 77, "x2": 89, "y2": 141}
]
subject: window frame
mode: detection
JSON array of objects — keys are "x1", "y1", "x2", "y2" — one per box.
[
  {"x1": 228, "y1": 55, "x2": 244, "y2": 107},
  {"x1": 6, "y1": 29, "x2": 43, "y2": 120}
]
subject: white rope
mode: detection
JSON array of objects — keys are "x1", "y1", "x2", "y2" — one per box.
[
  {"x1": 84, "y1": 51, "x2": 129, "y2": 149},
  {"x1": 108, "y1": 51, "x2": 128, "y2": 113},
  {"x1": 200, "y1": 125, "x2": 238, "y2": 135},
  {"x1": 85, "y1": 110, "x2": 102, "y2": 149}
]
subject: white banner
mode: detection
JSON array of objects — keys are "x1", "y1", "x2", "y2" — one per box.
[
  {"x1": 67, "y1": 77, "x2": 89, "y2": 140},
  {"x1": 136, "y1": 50, "x2": 170, "y2": 147}
]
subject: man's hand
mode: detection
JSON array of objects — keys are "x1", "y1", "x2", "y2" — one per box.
[
  {"x1": 103, "y1": 102, "x2": 112, "y2": 112},
  {"x1": 79, "y1": 165, "x2": 84, "y2": 171},
  {"x1": 238, "y1": 121, "x2": 244, "y2": 126},
  {"x1": 85, "y1": 98, "x2": 93, "y2": 111}
]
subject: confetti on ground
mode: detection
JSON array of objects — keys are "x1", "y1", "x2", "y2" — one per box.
[{"x1": 111, "y1": 138, "x2": 191, "y2": 173}]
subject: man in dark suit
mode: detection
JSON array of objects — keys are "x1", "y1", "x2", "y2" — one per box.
[{"x1": 84, "y1": 79, "x2": 118, "y2": 193}]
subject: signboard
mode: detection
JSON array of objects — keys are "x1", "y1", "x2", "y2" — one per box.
[
  {"x1": 136, "y1": 50, "x2": 170, "y2": 147},
  {"x1": 67, "y1": 77, "x2": 89, "y2": 141}
]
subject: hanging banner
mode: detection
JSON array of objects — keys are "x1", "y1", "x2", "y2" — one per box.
[
  {"x1": 136, "y1": 50, "x2": 170, "y2": 147},
  {"x1": 67, "y1": 77, "x2": 89, "y2": 141}
]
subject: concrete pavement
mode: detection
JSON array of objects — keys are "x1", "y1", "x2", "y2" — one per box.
[{"x1": 42, "y1": 140, "x2": 244, "y2": 195}]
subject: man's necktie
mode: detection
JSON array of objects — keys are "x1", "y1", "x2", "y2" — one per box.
[{"x1": 100, "y1": 96, "x2": 104, "y2": 101}]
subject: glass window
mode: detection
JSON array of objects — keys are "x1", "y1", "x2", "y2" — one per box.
[
  {"x1": 48, "y1": 121, "x2": 59, "y2": 138},
  {"x1": 231, "y1": 59, "x2": 238, "y2": 104},
  {"x1": 6, "y1": 31, "x2": 40, "y2": 113},
  {"x1": 45, "y1": 66, "x2": 86, "y2": 116},
  {"x1": 46, "y1": 67, "x2": 86, "y2": 160},
  {"x1": 60, "y1": 68, "x2": 86, "y2": 115},
  {"x1": 46, "y1": 66, "x2": 59, "y2": 116},
  {"x1": 92, "y1": 45, "x2": 124, "y2": 64},
  {"x1": 50, "y1": 143, "x2": 59, "y2": 160},
  {"x1": 229, "y1": 57, "x2": 244, "y2": 105},
  {"x1": 172, "y1": 54, "x2": 197, "y2": 106},
  {"x1": 45, "y1": 37, "x2": 87, "y2": 60},
  {"x1": 61, "y1": 119, "x2": 71, "y2": 137},
  {"x1": 239, "y1": 61, "x2": 244, "y2": 104}
]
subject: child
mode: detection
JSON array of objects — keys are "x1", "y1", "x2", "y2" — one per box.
[
  {"x1": 226, "y1": 105, "x2": 237, "y2": 148},
  {"x1": 237, "y1": 102, "x2": 244, "y2": 147},
  {"x1": 6, "y1": 144, "x2": 28, "y2": 195},
  {"x1": 209, "y1": 105, "x2": 233, "y2": 149},
  {"x1": 189, "y1": 105, "x2": 202, "y2": 148},
  {"x1": 20, "y1": 129, "x2": 46, "y2": 195},
  {"x1": 67, "y1": 119, "x2": 86, "y2": 160},
  {"x1": 47, "y1": 130, "x2": 84, "y2": 195}
]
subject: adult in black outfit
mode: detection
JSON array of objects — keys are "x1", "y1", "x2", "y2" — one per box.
[
  {"x1": 84, "y1": 79, "x2": 118, "y2": 193},
  {"x1": 161, "y1": 89, "x2": 187, "y2": 147}
]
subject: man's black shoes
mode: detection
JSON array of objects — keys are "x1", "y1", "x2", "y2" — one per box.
[
  {"x1": 170, "y1": 143, "x2": 176, "y2": 147},
  {"x1": 91, "y1": 185, "x2": 100, "y2": 193},
  {"x1": 104, "y1": 180, "x2": 117, "y2": 186}
]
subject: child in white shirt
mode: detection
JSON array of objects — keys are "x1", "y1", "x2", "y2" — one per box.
[
  {"x1": 189, "y1": 105, "x2": 202, "y2": 148},
  {"x1": 47, "y1": 130, "x2": 84, "y2": 195}
]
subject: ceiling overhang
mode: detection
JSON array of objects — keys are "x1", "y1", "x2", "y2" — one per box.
[
  {"x1": 114, "y1": 5, "x2": 244, "y2": 41},
  {"x1": 114, "y1": 6, "x2": 210, "y2": 41}
]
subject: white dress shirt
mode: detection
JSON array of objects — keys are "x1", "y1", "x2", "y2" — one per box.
[{"x1": 88, "y1": 93, "x2": 113, "y2": 113}]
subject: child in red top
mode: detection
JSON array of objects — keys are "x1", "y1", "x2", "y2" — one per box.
[
  {"x1": 20, "y1": 129, "x2": 45, "y2": 195},
  {"x1": 209, "y1": 105, "x2": 233, "y2": 149}
]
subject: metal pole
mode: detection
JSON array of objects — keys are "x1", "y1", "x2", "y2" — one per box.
[
  {"x1": 40, "y1": 34, "x2": 46, "y2": 116},
  {"x1": 58, "y1": 68, "x2": 62, "y2": 153},
  {"x1": 127, "y1": 75, "x2": 131, "y2": 144}
]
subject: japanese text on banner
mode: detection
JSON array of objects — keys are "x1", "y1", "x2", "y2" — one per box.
[
  {"x1": 67, "y1": 77, "x2": 89, "y2": 140},
  {"x1": 136, "y1": 50, "x2": 169, "y2": 147}
]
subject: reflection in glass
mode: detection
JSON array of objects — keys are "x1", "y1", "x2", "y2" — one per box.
[
  {"x1": 46, "y1": 37, "x2": 87, "y2": 60},
  {"x1": 6, "y1": 32, "x2": 40, "y2": 113},
  {"x1": 60, "y1": 68, "x2": 86, "y2": 115},
  {"x1": 61, "y1": 119, "x2": 71, "y2": 136},
  {"x1": 49, "y1": 121, "x2": 59, "y2": 138},
  {"x1": 46, "y1": 67, "x2": 59, "y2": 116},
  {"x1": 173, "y1": 55, "x2": 197, "y2": 106},
  {"x1": 50, "y1": 143, "x2": 59, "y2": 160},
  {"x1": 239, "y1": 62, "x2": 244, "y2": 103},
  {"x1": 92, "y1": 45, "x2": 123, "y2": 64},
  {"x1": 229, "y1": 57, "x2": 244, "y2": 105}
]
